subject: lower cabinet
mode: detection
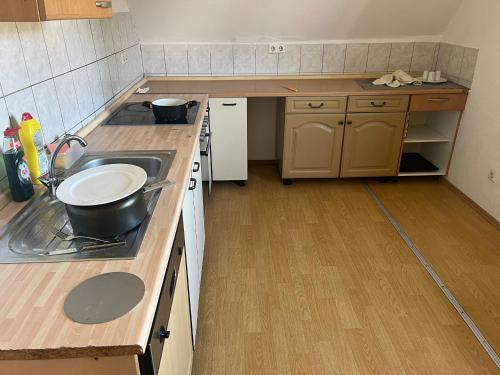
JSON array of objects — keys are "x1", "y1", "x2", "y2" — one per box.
[
  {"x1": 182, "y1": 143, "x2": 205, "y2": 346},
  {"x1": 158, "y1": 253, "x2": 193, "y2": 375},
  {"x1": 340, "y1": 113, "x2": 406, "y2": 177},
  {"x1": 209, "y1": 97, "x2": 248, "y2": 182},
  {"x1": 282, "y1": 114, "x2": 345, "y2": 178}
]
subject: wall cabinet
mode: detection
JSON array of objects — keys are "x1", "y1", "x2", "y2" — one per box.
[
  {"x1": 0, "y1": 0, "x2": 112, "y2": 22},
  {"x1": 340, "y1": 113, "x2": 406, "y2": 177},
  {"x1": 209, "y1": 98, "x2": 248, "y2": 182},
  {"x1": 181, "y1": 143, "x2": 205, "y2": 346},
  {"x1": 158, "y1": 253, "x2": 193, "y2": 375},
  {"x1": 282, "y1": 114, "x2": 345, "y2": 178}
]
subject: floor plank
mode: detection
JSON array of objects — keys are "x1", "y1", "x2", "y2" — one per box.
[
  {"x1": 192, "y1": 166, "x2": 498, "y2": 374},
  {"x1": 369, "y1": 177, "x2": 500, "y2": 354}
]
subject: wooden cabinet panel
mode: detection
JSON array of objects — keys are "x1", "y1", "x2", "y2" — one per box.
[
  {"x1": 409, "y1": 94, "x2": 467, "y2": 112},
  {"x1": 158, "y1": 254, "x2": 194, "y2": 375},
  {"x1": 348, "y1": 95, "x2": 409, "y2": 113},
  {"x1": 282, "y1": 114, "x2": 345, "y2": 178},
  {"x1": 341, "y1": 113, "x2": 406, "y2": 177},
  {"x1": 39, "y1": 0, "x2": 112, "y2": 20},
  {"x1": 286, "y1": 96, "x2": 347, "y2": 114},
  {"x1": 0, "y1": 0, "x2": 112, "y2": 21},
  {"x1": 0, "y1": 0, "x2": 40, "y2": 22}
]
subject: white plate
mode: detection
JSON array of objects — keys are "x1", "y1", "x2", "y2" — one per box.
[
  {"x1": 422, "y1": 78, "x2": 448, "y2": 84},
  {"x1": 56, "y1": 164, "x2": 147, "y2": 206}
]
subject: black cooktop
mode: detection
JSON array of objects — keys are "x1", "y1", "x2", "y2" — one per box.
[{"x1": 102, "y1": 101, "x2": 200, "y2": 126}]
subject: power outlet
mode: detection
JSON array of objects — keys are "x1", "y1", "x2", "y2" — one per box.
[
  {"x1": 488, "y1": 169, "x2": 496, "y2": 183},
  {"x1": 120, "y1": 52, "x2": 128, "y2": 65},
  {"x1": 268, "y1": 43, "x2": 286, "y2": 54}
]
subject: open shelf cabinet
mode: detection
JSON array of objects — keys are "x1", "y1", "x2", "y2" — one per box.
[{"x1": 399, "y1": 111, "x2": 461, "y2": 176}]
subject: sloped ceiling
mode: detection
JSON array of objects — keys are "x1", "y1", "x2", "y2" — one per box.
[{"x1": 126, "y1": 0, "x2": 463, "y2": 43}]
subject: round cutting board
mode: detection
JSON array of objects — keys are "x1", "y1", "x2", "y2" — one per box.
[
  {"x1": 56, "y1": 164, "x2": 147, "y2": 206},
  {"x1": 64, "y1": 272, "x2": 145, "y2": 324}
]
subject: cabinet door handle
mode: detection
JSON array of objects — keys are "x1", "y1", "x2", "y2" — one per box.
[
  {"x1": 346, "y1": 120, "x2": 353, "y2": 125},
  {"x1": 188, "y1": 178, "x2": 197, "y2": 190},
  {"x1": 193, "y1": 162, "x2": 200, "y2": 172},
  {"x1": 370, "y1": 101, "x2": 387, "y2": 107},
  {"x1": 222, "y1": 103, "x2": 237, "y2": 106},
  {"x1": 169, "y1": 268, "x2": 177, "y2": 298},
  {"x1": 308, "y1": 102, "x2": 324, "y2": 109},
  {"x1": 427, "y1": 98, "x2": 449, "y2": 103},
  {"x1": 338, "y1": 120, "x2": 344, "y2": 125},
  {"x1": 158, "y1": 326, "x2": 170, "y2": 343},
  {"x1": 95, "y1": 1, "x2": 112, "y2": 8}
]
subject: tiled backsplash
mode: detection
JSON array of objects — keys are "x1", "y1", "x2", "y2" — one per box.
[
  {"x1": 0, "y1": 12, "x2": 144, "y2": 200},
  {"x1": 141, "y1": 41, "x2": 478, "y2": 87}
]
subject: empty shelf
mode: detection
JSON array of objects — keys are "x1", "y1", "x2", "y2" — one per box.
[{"x1": 404, "y1": 125, "x2": 451, "y2": 143}]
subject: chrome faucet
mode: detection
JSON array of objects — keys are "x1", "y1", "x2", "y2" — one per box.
[{"x1": 47, "y1": 134, "x2": 88, "y2": 196}]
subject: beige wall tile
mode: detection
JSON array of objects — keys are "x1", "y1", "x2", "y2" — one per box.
[
  {"x1": 366, "y1": 43, "x2": 390, "y2": 72},
  {"x1": 447, "y1": 44, "x2": 465, "y2": 78},
  {"x1": 459, "y1": 47, "x2": 479, "y2": 82},
  {"x1": 388, "y1": 42, "x2": 414, "y2": 72},
  {"x1": 188, "y1": 44, "x2": 211, "y2": 75},
  {"x1": 233, "y1": 44, "x2": 256, "y2": 75},
  {"x1": 410, "y1": 42, "x2": 437, "y2": 72},
  {"x1": 322, "y1": 44, "x2": 346, "y2": 73},
  {"x1": 300, "y1": 44, "x2": 323, "y2": 74},
  {"x1": 278, "y1": 45, "x2": 300, "y2": 74},
  {"x1": 256, "y1": 45, "x2": 277, "y2": 74},
  {"x1": 344, "y1": 43, "x2": 368, "y2": 73},
  {"x1": 211, "y1": 44, "x2": 233, "y2": 75}
]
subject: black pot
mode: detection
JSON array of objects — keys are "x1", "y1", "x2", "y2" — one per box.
[
  {"x1": 66, "y1": 189, "x2": 148, "y2": 238},
  {"x1": 142, "y1": 98, "x2": 196, "y2": 123},
  {"x1": 64, "y1": 179, "x2": 173, "y2": 238}
]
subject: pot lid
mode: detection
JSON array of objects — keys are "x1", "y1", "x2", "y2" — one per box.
[{"x1": 56, "y1": 164, "x2": 147, "y2": 206}]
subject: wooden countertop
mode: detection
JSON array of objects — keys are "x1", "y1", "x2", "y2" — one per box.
[
  {"x1": 140, "y1": 76, "x2": 469, "y2": 98},
  {"x1": 0, "y1": 93, "x2": 208, "y2": 360}
]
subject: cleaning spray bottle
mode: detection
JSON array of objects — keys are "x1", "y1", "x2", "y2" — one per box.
[
  {"x1": 2, "y1": 127, "x2": 34, "y2": 202},
  {"x1": 18, "y1": 112, "x2": 49, "y2": 184}
]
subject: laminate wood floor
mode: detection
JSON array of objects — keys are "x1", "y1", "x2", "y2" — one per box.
[
  {"x1": 192, "y1": 166, "x2": 498, "y2": 374},
  {"x1": 370, "y1": 178, "x2": 500, "y2": 354}
]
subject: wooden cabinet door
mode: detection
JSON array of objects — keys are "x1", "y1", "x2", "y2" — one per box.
[
  {"x1": 282, "y1": 114, "x2": 345, "y2": 178},
  {"x1": 181, "y1": 173, "x2": 200, "y2": 344},
  {"x1": 39, "y1": 0, "x2": 113, "y2": 20},
  {"x1": 158, "y1": 254, "x2": 194, "y2": 375},
  {"x1": 340, "y1": 113, "x2": 406, "y2": 177}
]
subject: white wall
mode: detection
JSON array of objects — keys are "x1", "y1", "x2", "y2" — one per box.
[
  {"x1": 443, "y1": 0, "x2": 500, "y2": 220},
  {"x1": 128, "y1": 0, "x2": 461, "y2": 43}
]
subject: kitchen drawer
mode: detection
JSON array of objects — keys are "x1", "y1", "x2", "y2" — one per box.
[
  {"x1": 409, "y1": 94, "x2": 467, "y2": 112},
  {"x1": 348, "y1": 95, "x2": 409, "y2": 113},
  {"x1": 286, "y1": 96, "x2": 347, "y2": 114}
]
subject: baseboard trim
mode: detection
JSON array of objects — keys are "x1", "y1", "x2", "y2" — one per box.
[
  {"x1": 442, "y1": 180, "x2": 500, "y2": 230},
  {"x1": 248, "y1": 160, "x2": 278, "y2": 166}
]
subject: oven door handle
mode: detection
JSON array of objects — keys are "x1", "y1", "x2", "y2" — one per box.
[{"x1": 201, "y1": 132, "x2": 211, "y2": 156}]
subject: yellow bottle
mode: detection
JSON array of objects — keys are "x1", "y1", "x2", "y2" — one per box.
[{"x1": 18, "y1": 112, "x2": 49, "y2": 184}]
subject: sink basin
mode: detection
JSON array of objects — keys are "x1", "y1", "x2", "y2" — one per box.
[{"x1": 0, "y1": 150, "x2": 176, "y2": 263}]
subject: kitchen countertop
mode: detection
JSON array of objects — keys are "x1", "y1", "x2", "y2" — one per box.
[
  {"x1": 0, "y1": 93, "x2": 208, "y2": 360},
  {"x1": 140, "y1": 76, "x2": 469, "y2": 97},
  {"x1": 0, "y1": 75, "x2": 468, "y2": 360}
]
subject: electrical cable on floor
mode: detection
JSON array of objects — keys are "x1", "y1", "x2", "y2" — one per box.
[{"x1": 364, "y1": 183, "x2": 500, "y2": 369}]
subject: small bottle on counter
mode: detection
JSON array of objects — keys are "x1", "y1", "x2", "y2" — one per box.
[
  {"x1": 2, "y1": 127, "x2": 34, "y2": 202},
  {"x1": 19, "y1": 112, "x2": 49, "y2": 184}
]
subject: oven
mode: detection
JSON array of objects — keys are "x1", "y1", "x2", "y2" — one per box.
[{"x1": 200, "y1": 106, "x2": 212, "y2": 202}]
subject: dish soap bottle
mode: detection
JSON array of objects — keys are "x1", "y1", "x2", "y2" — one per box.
[
  {"x1": 2, "y1": 127, "x2": 34, "y2": 202},
  {"x1": 19, "y1": 112, "x2": 49, "y2": 184}
]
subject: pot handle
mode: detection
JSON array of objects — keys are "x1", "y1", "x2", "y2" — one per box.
[
  {"x1": 143, "y1": 179, "x2": 175, "y2": 193},
  {"x1": 187, "y1": 100, "x2": 197, "y2": 108},
  {"x1": 142, "y1": 101, "x2": 153, "y2": 109}
]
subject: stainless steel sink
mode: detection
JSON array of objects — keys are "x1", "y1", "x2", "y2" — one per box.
[{"x1": 0, "y1": 150, "x2": 176, "y2": 263}]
